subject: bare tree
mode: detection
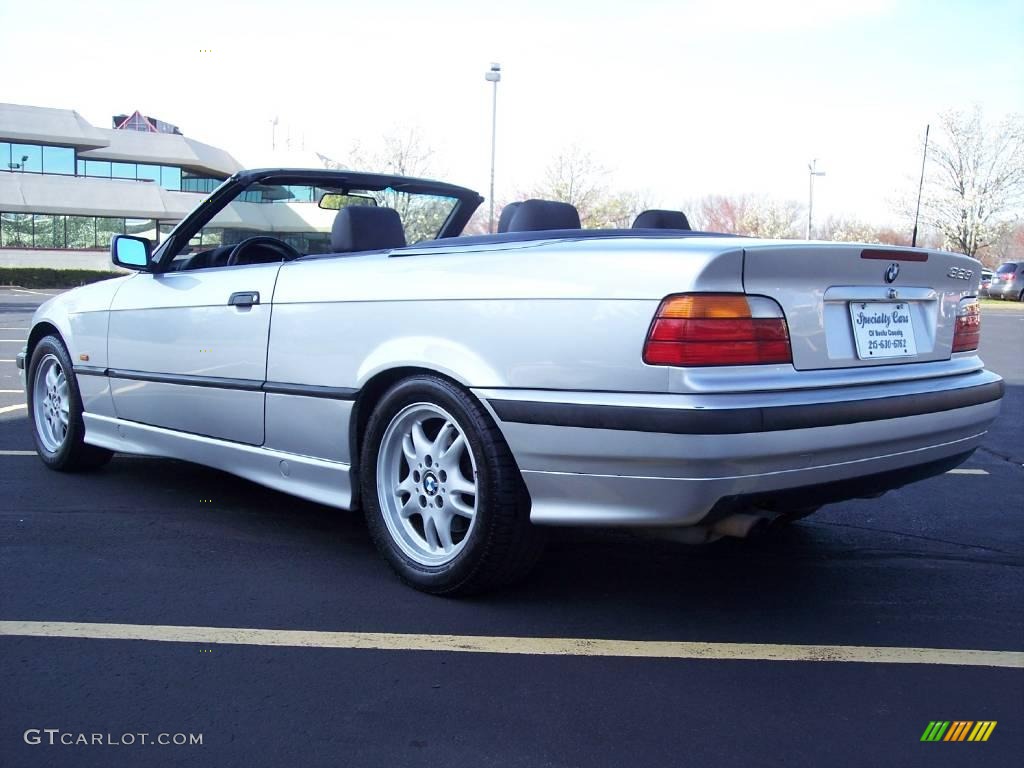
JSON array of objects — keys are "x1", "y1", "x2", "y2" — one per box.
[
  {"x1": 920, "y1": 108, "x2": 1024, "y2": 258},
  {"x1": 988, "y1": 220, "x2": 1024, "y2": 267},
  {"x1": 348, "y1": 127, "x2": 436, "y2": 178},
  {"x1": 529, "y1": 146, "x2": 649, "y2": 228},
  {"x1": 344, "y1": 129, "x2": 448, "y2": 244},
  {"x1": 689, "y1": 194, "x2": 803, "y2": 239}
]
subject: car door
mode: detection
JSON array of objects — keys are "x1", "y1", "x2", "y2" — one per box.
[{"x1": 106, "y1": 262, "x2": 282, "y2": 445}]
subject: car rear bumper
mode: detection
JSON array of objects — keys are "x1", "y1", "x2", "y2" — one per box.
[{"x1": 476, "y1": 370, "x2": 1003, "y2": 527}]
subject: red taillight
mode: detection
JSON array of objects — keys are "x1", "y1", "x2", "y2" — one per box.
[
  {"x1": 643, "y1": 294, "x2": 792, "y2": 367},
  {"x1": 952, "y1": 301, "x2": 981, "y2": 353}
]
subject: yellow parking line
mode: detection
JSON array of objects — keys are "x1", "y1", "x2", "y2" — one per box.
[
  {"x1": 0, "y1": 404, "x2": 27, "y2": 415},
  {"x1": 0, "y1": 621, "x2": 1021, "y2": 668}
]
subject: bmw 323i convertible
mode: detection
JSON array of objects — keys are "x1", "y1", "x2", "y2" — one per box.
[{"x1": 18, "y1": 169, "x2": 1003, "y2": 593}]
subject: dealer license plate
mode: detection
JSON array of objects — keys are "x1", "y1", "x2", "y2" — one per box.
[{"x1": 849, "y1": 302, "x2": 918, "y2": 359}]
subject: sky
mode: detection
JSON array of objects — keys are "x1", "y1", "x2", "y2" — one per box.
[{"x1": 1, "y1": 0, "x2": 1021, "y2": 225}]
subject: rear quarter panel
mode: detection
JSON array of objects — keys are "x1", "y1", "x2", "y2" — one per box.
[{"x1": 266, "y1": 239, "x2": 745, "y2": 392}]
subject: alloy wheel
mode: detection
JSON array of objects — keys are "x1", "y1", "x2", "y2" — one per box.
[{"x1": 376, "y1": 402, "x2": 479, "y2": 566}]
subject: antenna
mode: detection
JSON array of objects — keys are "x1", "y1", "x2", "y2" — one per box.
[{"x1": 911, "y1": 124, "x2": 930, "y2": 248}]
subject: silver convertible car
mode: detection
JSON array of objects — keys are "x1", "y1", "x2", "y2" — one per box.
[{"x1": 18, "y1": 169, "x2": 1003, "y2": 593}]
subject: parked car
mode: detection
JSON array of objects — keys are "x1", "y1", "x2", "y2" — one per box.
[
  {"x1": 987, "y1": 262, "x2": 1024, "y2": 300},
  {"x1": 18, "y1": 169, "x2": 1004, "y2": 594},
  {"x1": 979, "y1": 268, "x2": 993, "y2": 297}
]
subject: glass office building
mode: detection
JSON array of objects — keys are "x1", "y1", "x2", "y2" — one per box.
[{"x1": 0, "y1": 104, "x2": 336, "y2": 269}]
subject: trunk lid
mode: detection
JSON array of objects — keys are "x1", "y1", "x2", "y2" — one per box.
[{"x1": 742, "y1": 244, "x2": 979, "y2": 371}]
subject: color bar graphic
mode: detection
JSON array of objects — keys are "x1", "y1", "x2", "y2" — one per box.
[{"x1": 921, "y1": 720, "x2": 996, "y2": 742}]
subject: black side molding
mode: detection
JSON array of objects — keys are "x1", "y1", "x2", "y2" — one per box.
[
  {"x1": 489, "y1": 379, "x2": 1004, "y2": 435},
  {"x1": 262, "y1": 381, "x2": 358, "y2": 399},
  {"x1": 107, "y1": 368, "x2": 264, "y2": 391},
  {"x1": 73, "y1": 366, "x2": 358, "y2": 400}
]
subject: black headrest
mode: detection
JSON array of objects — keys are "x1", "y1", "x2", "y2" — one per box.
[
  {"x1": 331, "y1": 206, "x2": 407, "y2": 253},
  {"x1": 507, "y1": 199, "x2": 581, "y2": 232},
  {"x1": 497, "y1": 202, "x2": 521, "y2": 233},
  {"x1": 632, "y1": 209, "x2": 691, "y2": 230}
]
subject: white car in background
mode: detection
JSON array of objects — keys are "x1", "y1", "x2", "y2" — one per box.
[{"x1": 18, "y1": 169, "x2": 1003, "y2": 594}]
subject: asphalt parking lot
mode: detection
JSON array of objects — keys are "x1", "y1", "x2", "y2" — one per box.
[{"x1": 1, "y1": 287, "x2": 1022, "y2": 767}]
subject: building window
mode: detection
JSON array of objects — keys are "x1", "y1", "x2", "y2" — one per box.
[
  {"x1": 181, "y1": 171, "x2": 222, "y2": 194},
  {"x1": 11, "y1": 144, "x2": 42, "y2": 173},
  {"x1": 84, "y1": 160, "x2": 112, "y2": 178},
  {"x1": 96, "y1": 217, "x2": 126, "y2": 248},
  {"x1": 32, "y1": 214, "x2": 65, "y2": 249},
  {"x1": 66, "y1": 215, "x2": 96, "y2": 249},
  {"x1": 0, "y1": 212, "x2": 162, "y2": 250},
  {"x1": 160, "y1": 166, "x2": 181, "y2": 191},
  {"x1": 111, "y1": 162, "x2": 137, "y2": 180},
  {"x1": 137, "y1": 164, "x2": 161, "y2": 184},
  {"x1": 41, "y1": 146, "x2": 75, "y2": 175},
  {"x1": 125, "y1": 218, "x2": 158, "y2": 241},
  {"x1": 1, "y1": 213, "x2": 33, "y2": 247}
]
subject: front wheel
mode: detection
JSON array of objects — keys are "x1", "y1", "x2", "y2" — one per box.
[
  {"x1": 27, "y1": 335, "x2": 113, "y2": 471},
  {"x1": 360, "y1": 375, "x2": 543, "y2": 595}
]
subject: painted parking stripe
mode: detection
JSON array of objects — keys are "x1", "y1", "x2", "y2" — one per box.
[
  {"x1": 0, "y1": 359, "x2": 15, "y2": 363},
  {"x1": 0, "y1": 621, "x2": 1021, "y2": 668},
  {"x1": 0, "y1": 450, "x2": 36, "y2": 456},
  {"x1": 946, "y1": 469, "x2": 989, "y2": 475},
  {"x1": 0, "y1": 389, "x2": 24, "y2": 393},
  {"x1": 0, "y1": 403, "x2": 26, "y2": 415}
]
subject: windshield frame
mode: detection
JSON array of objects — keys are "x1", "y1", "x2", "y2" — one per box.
[{"x1": 150, "y1": 168, "x2": 482, "y2": 272}]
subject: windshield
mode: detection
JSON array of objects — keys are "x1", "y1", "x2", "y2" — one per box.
[
  {"x1": 166, "y1": 181, "x2": 460, "y2": 265},
  {"x1": 996, "y1": 263, "x2": 1018, "y2": 273}
]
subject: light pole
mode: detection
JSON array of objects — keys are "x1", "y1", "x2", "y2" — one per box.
[
  {"x1": 485, "y1": 62, "x2": 501, "y2": 233},
  {"x1": 806, "y1": 158, "x2": 825, "y2": 239}
]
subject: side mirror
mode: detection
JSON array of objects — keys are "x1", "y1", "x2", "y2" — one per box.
[{"x1": 111, "y1": 234, "x2": 152, "y2": 270}]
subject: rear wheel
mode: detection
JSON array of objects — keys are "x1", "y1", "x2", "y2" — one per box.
[
  {"x1": 361, "y1": 375, "x2": 543, "y2": 595},
  {"x1": 28, "y1": 335, "x2": 113, "y2": 471}
]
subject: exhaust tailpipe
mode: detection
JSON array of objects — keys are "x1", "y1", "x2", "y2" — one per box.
[{"x1": 708, "y1": 512, "x2": 775, "y2": 539}]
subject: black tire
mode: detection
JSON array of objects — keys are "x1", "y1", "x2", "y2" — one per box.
[
  {"x1": 27, "y1": 335, "x2": 113, "y2": 472},
  {"x1": 360, "y1": 375, "x2": 544, "y2": 595}
]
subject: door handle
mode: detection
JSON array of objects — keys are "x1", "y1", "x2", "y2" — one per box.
[{"x1": 228, "y1": 291, "x2": 260, "y2": 308}]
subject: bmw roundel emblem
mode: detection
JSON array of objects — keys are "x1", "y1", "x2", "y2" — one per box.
[{"x1": 884, "y1": 263, "x2": 900, "y2": 283}]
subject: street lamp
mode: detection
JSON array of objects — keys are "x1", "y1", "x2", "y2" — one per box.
[
  {"x1": 485, "y1": 62, "x2": 501, "y2": 233},
  {"x1": 806, "y1": 158, "x2": 825, "y2": 239}
]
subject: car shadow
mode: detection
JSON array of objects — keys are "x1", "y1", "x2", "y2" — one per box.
[{"x1": 2, "y1": 398, "x2": 1021, "y2": 648}]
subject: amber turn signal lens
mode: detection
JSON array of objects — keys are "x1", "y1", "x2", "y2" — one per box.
[{"x1": 657, "y1": 295, "x2": 752, "y2": 319}]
